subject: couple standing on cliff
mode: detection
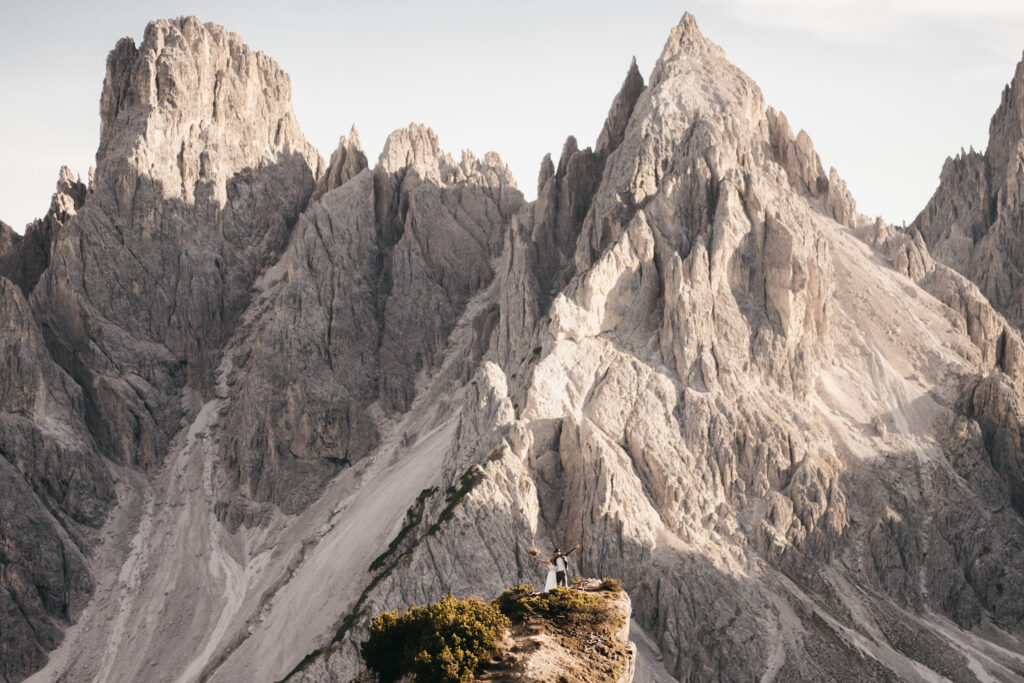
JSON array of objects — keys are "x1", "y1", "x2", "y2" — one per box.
[{"x1": 533, "y1": 543, "x2": 581, "y2": 591}]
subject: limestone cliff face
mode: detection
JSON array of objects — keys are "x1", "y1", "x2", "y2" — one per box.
[
  {"x1": 5, "y1": 12, "x2": 1024, "y2": 683},
  {"x1": 0, "y1": 277, "x2": 114, "y2": 682},
  {"x1": 0, "y1": 167, "x2": 86, "y2": 297},
  {"x1": 31, "y1": 17, "x2": 322, "y2": 471},
  {"x1": 915, "y1": 52, "x2": 1024, "y2": 330},
  {"x1": 216, "y1": 125, "x2": 522, "y2": 521}
]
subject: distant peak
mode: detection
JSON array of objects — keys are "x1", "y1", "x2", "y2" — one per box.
[
  {"x1": 667, "y1": 11, "x2": 713, "y2": 54},
  {"x1": 648, "y1": 12, "x2": 725, "y2": 89},
  {"x1": 314, "y1": 126, "x2": 369, "y2": 199},
  {"x1": 985, "y1": 50, "x2": 1024, "y2": 185},
  {"x1": 538, "y1": 153, "x2": 555, "y2": 194},
  {"x1": 347, "y1": 124, "x2": 362, "y2": 149},
  {"x1": 379, "y1": 124, "x2": 446, "y2": 178}
]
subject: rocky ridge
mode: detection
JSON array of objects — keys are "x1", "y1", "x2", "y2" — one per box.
[
  {"x1": 915, "y1": 51, "x2": 1024, "y2": 331},
  {"x1": 2, "y1": 12, "x2": 1024, "y2": 683},
  {"x1": 287, "y1": 14, "x2": 1024, "y2": 682}
]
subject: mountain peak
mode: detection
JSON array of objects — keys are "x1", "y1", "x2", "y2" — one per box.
[
  {"x1": 986, "y1": 52, "x2": 1024, "y2": 182},
  {"x1": 96, "y1": 14, "x2": 319, "y2": 199},
  {"x1": 652, "y1": 12, "x2": 721, "y2": 75},
  {"x1": 379, "y1": 123, "x2": 448, "y2": 180},
  {"x1": 9, "y1": 12, "x2": 1024, "y2": 683},
  {"x1": 314, "y1": 126, "x2": 368, "y2": 199}
]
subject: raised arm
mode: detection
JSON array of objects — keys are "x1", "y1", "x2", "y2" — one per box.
[{"x1": 565, "y1": 543, "x2": 581, "y2": 557}]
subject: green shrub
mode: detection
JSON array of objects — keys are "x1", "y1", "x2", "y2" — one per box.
[
  {"x1": 599, "y1": 577, "x2": 622, "y2": 592},
  {"x1": 494, "y1": 586, "x2": 616, "y2": 631},
  {"x1": 361, "y1": 593, "x2": 509, "y2": 683},
  {"x1": 492, "y1": 584, "x2": 535, "y2": 622}
]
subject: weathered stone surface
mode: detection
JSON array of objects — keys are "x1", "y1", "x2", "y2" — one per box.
[
  {"x1": 312, "y1": 127, "x2": 368, "y2": 202},
  {"x1": 31, "y1": 16, "x2": 322, "y2": 469},
  {"x1": 860, "y1": 218, "x2": 1024, "y2": 383},
  {"x1": 915, "y1": 52, "x2": 1024, "y2": 330},
  {"x1": 0, "y1": 167, "x2": 86, "y2": 296},
  {"x1": 215, "y1": 125, "x2": 522, "y2": 520},
  {"x1": 493, "y1": 59, "x2": 645, "y2": 378},
  {"x1": 0, "y1": 277, "x2": 114, "y2": 682},
  {"x1": 323, "y1": 13, "x2": 1019, "y2": 681},
  {"x1": 266, "y1": 15, "x2": 1024, "y2": 683}
]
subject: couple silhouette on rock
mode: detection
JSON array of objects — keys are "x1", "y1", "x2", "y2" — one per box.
[{"x1": 533, "y1": 543, "x2": 581, "y2": 591}]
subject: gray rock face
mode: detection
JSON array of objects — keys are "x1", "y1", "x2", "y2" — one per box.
[
  {"x1": 0, "y1": 219, "x2": 20, "y2": 280},
  {"x1": 214, "y1": 125, "x2": 522, "y2": 522},
  {"x1": 494, "y1": 60, "x2": 645, "y2": 376},
  {"x1": 915, "y1": 52, "x2": 1024, "y2": 329},
  {"x1": 860, "y1": 218, "x2": 1024, "y2": 382},
  {"x1": 31, "y1": 16, "x2": 322, "y2": 470},
  {"x1": 0, "y1": 277, "x2": 114, "y2": 682},
  {"x1": 312, "y1": 127, "x2": 368, "y2": 202},
  {"x1": 0, "y1": 167, "x2": 86, "y2": 296}
]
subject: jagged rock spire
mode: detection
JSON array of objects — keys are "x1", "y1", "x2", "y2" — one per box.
[
  {"x1": 313, "y1": 125, "x2": 368, "y2": 200},
  {"x1": 915, "y1": 51, "x2": 1024, "y2": 328},
  {"x1": 596, "y1": 56, "x2": 645, "y2": 159}
]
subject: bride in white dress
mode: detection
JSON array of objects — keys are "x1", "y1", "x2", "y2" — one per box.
[{"x1": 531, "y1": 552, "x2": 557, "y2": 591}]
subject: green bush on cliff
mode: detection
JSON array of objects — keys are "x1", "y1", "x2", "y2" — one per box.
[
  {"x1": 360, "y1": 593, "x2": 508, "y2": 683},
  {"x1": 493, "y1": 585, "x2": 617, "y2": 632}
]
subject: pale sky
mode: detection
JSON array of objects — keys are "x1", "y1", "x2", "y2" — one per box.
[{"x1": 2, "y1": 0, "x2": 1024, "y2": 232}]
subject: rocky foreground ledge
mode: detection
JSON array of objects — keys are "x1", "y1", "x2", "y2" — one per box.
[{"x1": 299, "y1": 579, "x2": 636, "y2": 683}]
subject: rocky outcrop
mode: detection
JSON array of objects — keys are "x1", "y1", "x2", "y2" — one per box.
[
  {"x1": 31, "y1": 17, "x2": 322, "y2": 469},
  {"x1": 0, "y1": 167, "x2": 86, "y2": 296},
  {"x1": 0, "y1": 277, "x2": 114, "y2": 682},
  {"x1": 312, "y1": 127, "x2": 367, "y2": 201},
  {"x1": 860, "y1": 219, "x2": 1024, "y2": 383},
  {"x1": 767, "y1": 109, "x2": 857, "y2": 227},
  {"x1": 280, "y1": 361, "x2": 542, "y2": 681},
  {"x1": 958, "y1": 372, "x2": 1024, "y2": 516},
  {"x1": 0, "y1": 18, "x2": 322, "y2": 679},
  {"x1": 0, "y1": 220, "x2": 20, "y2": 282},
  {"x1": 493, "y1": 59, "x2": 645, "y2": 378},
  {"x1": 915, "y1": 52, "x2": 1024, "y2": 330},
  {"x1": 479, "y1": 580, "x2": 637, "y2": 683},
  {"x1": 214, "y1": 126, "x2": 522, "y2": 522}
]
